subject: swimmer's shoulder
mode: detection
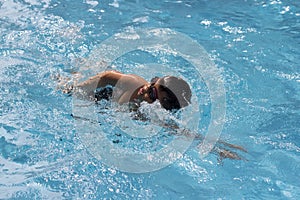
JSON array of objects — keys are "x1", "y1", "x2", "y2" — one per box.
[
  {"x1": 95, "y1": 70, "x2": 147, "y2": 86},
  {"x1": 95, "y1": 70, "x2": 123, "y2": 83},
  {"x1": 96, "y1": 70, "x2": 123, "y2": 78},
  {"x1": 125, "y1": 73, "x2": 148, "y2": 85}
]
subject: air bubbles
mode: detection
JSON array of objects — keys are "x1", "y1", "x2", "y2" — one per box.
[
  {"x1": 280, "y1": 6, "x2": 290, "y2": 15},
  {"x1": 200, "y1": 19, "x2": 212, "y2": 26}
]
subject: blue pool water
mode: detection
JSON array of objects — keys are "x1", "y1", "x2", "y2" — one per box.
[{"x1": 1, "y1": 0, "x2": 300, "y2": 199}]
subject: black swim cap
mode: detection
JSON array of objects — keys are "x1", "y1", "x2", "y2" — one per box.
[{"x1": 157, "y1": 76, "x2": 192, "y2": 111}]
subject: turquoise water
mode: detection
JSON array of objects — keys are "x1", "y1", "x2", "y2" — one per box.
[{"x1": 1, "y1": 0, "x2": 300, "y2": 199}]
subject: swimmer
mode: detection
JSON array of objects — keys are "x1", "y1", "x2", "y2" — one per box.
[
  {"x1": 57, "y1": 70, "x2": 247, "y2": 161},
  {"x1": 62, "y1": 70, "x2": 192, "y2": 112}
]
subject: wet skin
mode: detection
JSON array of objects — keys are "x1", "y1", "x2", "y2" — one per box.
[{"x1": 75, "y1": 70, "x2": 169, "y2": 107}]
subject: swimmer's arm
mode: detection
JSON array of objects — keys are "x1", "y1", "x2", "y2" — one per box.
[
  {"x1": 75, "y1": 71, "x2": 122, "y2": 100},
  {"x1": 158, "y1": 121, "x2": 247, "y2": 161}
]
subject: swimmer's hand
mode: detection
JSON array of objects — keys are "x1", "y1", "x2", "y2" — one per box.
[
  {"x1": 212, "y1": 145, "x2": 247, "y2": 163},
  {"x1": 195, "y1": 136, "x2": 247, "y2": 162}
]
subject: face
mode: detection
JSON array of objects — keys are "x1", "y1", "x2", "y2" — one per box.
[
  {"x1": 154, "y1": 85, "x2": 166, "y2": 103},
  {"x1": 137, "y1": 84, "x2": 157, "y2": 103},
  {"x1": 137, "y1": 79, "x2": 173, "y2": 106}
]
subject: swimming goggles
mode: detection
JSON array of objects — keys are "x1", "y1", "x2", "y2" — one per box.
[{"x1": 148, "y1": 83, "x2": 158, "y2": 102}]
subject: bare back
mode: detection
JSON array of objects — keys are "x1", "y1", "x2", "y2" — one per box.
[{"x1": 76, "y1": 71, "x2": 148, "y2": 103}]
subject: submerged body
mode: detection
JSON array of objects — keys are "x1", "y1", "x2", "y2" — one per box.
[{"x1": 59, "y1": 70, "x2": 246, "y2": 161}]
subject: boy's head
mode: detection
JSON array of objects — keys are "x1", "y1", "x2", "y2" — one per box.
[{"x1": 154, "y1": 76, "x2": 192, "y2": 111}]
